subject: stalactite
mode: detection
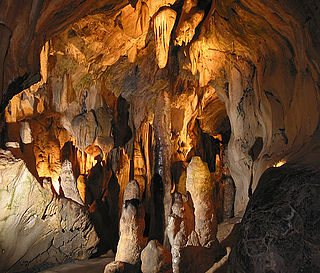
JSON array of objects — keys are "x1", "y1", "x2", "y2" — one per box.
[{"x1": 153, "y1": 7, "x2": 177, "y2": 68}]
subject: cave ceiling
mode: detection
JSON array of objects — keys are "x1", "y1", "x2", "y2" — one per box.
[{"x1": 1, "y1": 0, "x2": 320, "y2": 216}]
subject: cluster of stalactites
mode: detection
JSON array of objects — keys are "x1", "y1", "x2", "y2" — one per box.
[{"x1": 153, "y1": 7, "x2": 177, "y2": 68}]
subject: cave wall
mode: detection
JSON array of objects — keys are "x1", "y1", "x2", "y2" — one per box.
[
  {"x1": 0, "y1": 150, "x2": 98, "y2": 272},
  {"x1": 0, "y1": 0, "x2": 320, "y2": 271}
]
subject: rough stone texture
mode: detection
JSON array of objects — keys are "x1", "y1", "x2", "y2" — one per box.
[
  {"x1": 186, "y1": 156, "x2": 217, "y2": 246},
  {"x1": 123, "y1": 179, "x2": 140, "y2": 202},
  {"x1": 167, "y1": 193, "x2": 194, "y2": 273},
  {"x1": 71, "y1": 111, "x2": 98, "y2": 151},
  {"x1": 60, "y1": 159, "x2": 83, "y2": 205},
  {"x1": 32, "y1": 117, "x2": 62, "y2": 186},
  {"x1": 141, "y1": 240, "x2": 172, "y2": 273},
  {"x1": 0, "y1": 150, "x2": 98, "y2": 272},
  {"x1": 174, "y1": 0, "x2": 204, "y2": 46},
  {"x1": 19, "y1": 120, "x2": 33, "y2": 144},
  {"x1": 115, "y1": 181, "x2": 147, "y2": 265},
  {"x1": 222, "y1": 175, "x2": 235, "y2": 219},
  {"x1": 229, "y1": 165, "x2": 320, "y2": 273},
  {"x1": 104, "y1": 261, "x2": 125, "y2": 273},
  {"x1": 104, "y1": 260, "x2": 140, "y2": 273}
]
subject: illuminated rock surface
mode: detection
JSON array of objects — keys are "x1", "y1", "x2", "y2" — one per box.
[
  {"x1": 0, "y1": 150, "x2": 98, "y2": 272},
  {"x1": 0, "y1": 0, "x2": 320, "y2": 271},
  {"x1": 141, "y1": 240, "x2": 172, "y2": 273}
]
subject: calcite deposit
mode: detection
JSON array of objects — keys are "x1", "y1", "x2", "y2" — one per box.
[
  {"x1": 0, "y1": 150, "x2": 98, "y2": 272},
  {"x1": 0, "y1": 0, "x2": 320, "y2": 271}
]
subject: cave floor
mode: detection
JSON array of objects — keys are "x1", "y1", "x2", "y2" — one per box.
[
  {"x1": 40, "y1": 212, "x2": 243, "y2": 273},
  {"x1": 40, "y1": 252, "x2": 114, "y2": 273}
]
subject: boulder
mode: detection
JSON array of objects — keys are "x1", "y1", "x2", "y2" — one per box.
[
  {"x1": 141, "y1": 240, "x2": 172, "y2": 273},
  {"x1": 229, "y1": 166, "x2": 320, "y2": 273},
  {"x1": 0, "y1": 150, "x2": 98, "y2": 272}
]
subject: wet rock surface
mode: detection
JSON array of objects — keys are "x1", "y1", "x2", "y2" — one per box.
[{"x1": 229, "y1": 165, "x2": 320, "y2": 273}]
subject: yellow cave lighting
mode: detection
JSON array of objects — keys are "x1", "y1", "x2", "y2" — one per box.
[{"x1": 273, "y1": 160, "x2": 286, "y2": 168}]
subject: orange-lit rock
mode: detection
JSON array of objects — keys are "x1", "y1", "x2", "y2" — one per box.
[
  {"x1": 153, "y1": 8, "x2": 177, "y2": 68},
  {"x1": 1, "y1": 0, "x2": 320, "y2": 271},
  {"x1": 32, "y1": 117, "x2": 62, "y2": 187},
  {"x1": 175, "y1": 0, "x2": 204, "y2": 46}
]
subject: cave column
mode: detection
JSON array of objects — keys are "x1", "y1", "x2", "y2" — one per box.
[{"x1": 153, "y1": 89, "x2": 172, "y2": 245}]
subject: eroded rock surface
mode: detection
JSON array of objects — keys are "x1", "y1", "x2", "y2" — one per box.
[
  {"x1": 0, "y1": 150, "x2": 98, "y2": 273},
  {"x1": 113, "y1": 180, "x2": 147, "y2": 266},
  {"x1": 229, "y1": 165, "x2": 320, "y2": 273},
  {"x1": 60, "y1": 159, "x2": 84, "y2": 205},
  {"x1": 141, "y1": 240, "x2": 172, "y2": 273}
]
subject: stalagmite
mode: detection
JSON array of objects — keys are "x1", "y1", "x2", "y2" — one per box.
[
  {"x1": 20, "y1": 121, "x2": 33, "y2": 144},
  {"x1": 59, "y1": 160, "x2": 83, "y2": 205},
  {"x1": 186, "y1": 156, "x2": 217, "y2": 246},
  {"x1": 166, "y1": 193, "x2": 194, "y2": 273},
  {"x1": 153, "y1": 8, "x2": 177, "y2": 68},
  {"x1": 113, "y1": 180, "x2": 147, "y2": 267}
]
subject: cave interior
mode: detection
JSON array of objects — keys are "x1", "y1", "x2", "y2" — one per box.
[{"x1": 0, "y1": 0, "x2": 320, "y2": 272}]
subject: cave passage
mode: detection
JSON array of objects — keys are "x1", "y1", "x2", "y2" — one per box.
[{"x1": 0, "y1": 0, "x2": 320, "y2": 272}]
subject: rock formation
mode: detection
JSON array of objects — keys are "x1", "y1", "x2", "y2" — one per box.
[
  {"x1": 60, "y1": 159, "x2": 84, "y2": 205},
  {"x1": 0, "y1": 0, "x2": 320, "y2": 271},
  {"x1": 141, "y1": 240, "x2": 172, "y2": 273},
  {"x1": 229, "y1": 165, "x2": 320, "y2": 272},
  {"x1": 113, "y1": 180, "x2": 147, "y2": 266},
  {"x1": 186, "y1": 156, "x2": 217, "y2": 246},
  {"x1": 0, "y1": 150, "x2": 98, "y2": 272},
  {"x1": 153, "y1": 7, "x2": 177, "y2": 68}
]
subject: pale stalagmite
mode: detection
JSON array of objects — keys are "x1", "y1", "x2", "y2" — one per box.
[{"x1": 186, "y1": 156, "x2": 217, "y2": 246}]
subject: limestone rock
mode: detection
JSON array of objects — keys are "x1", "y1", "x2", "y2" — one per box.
[
  {"x1": 229, "y1": 166, "x2": 320, "y2": 273},
  {"x1": 71, "y1": 111, "x2": 98, "y2": 151},
  {"x1": 104, "y1": 260, "x2": 140, "y2": 273},
  {"x1": 186, "y1": 156, "x2": 217, "y2": 246},
  {"x1": 222, "y1": 175, "x2": 235, "y2": 219},
  {"x1": 115, "y1": 182, "x2": 147, "y2": 265},
  {"x1": 123, "y1": 179, "x2": 140, "y2": 202},
  {"x1": 32, "y1": 117, "x2": 61, "y2": 188},
  {"x1": 141, "y1": 240, "x2": 172, "y2": 273},
  {"x1": 104, "y1": 261, "x2": 125, "y2": 273},
  {"x1": 60, "y1": 160, "x2": 83, "y2": 205},
  {"x1": 153, "y1": 8, "x2": 177, "y2": 68},
  {"x1": 0, "y1": 150, "x2": 98, "y2": 272},
  {"x1": 174, "y1": 0, "x2": 204, "y2": 46},
  {"x1": 5, "y1": 141, "x2": 20, "y2": 148},
  {"x1": 77, "y1": 174, "x2": 86, "y2": 203},
  {"x1": 20, "y1": 121, "x2": 33, "y2": 144},
  {"x1": 166, "y1": 193, "x2": 194, "y2": 273}
]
